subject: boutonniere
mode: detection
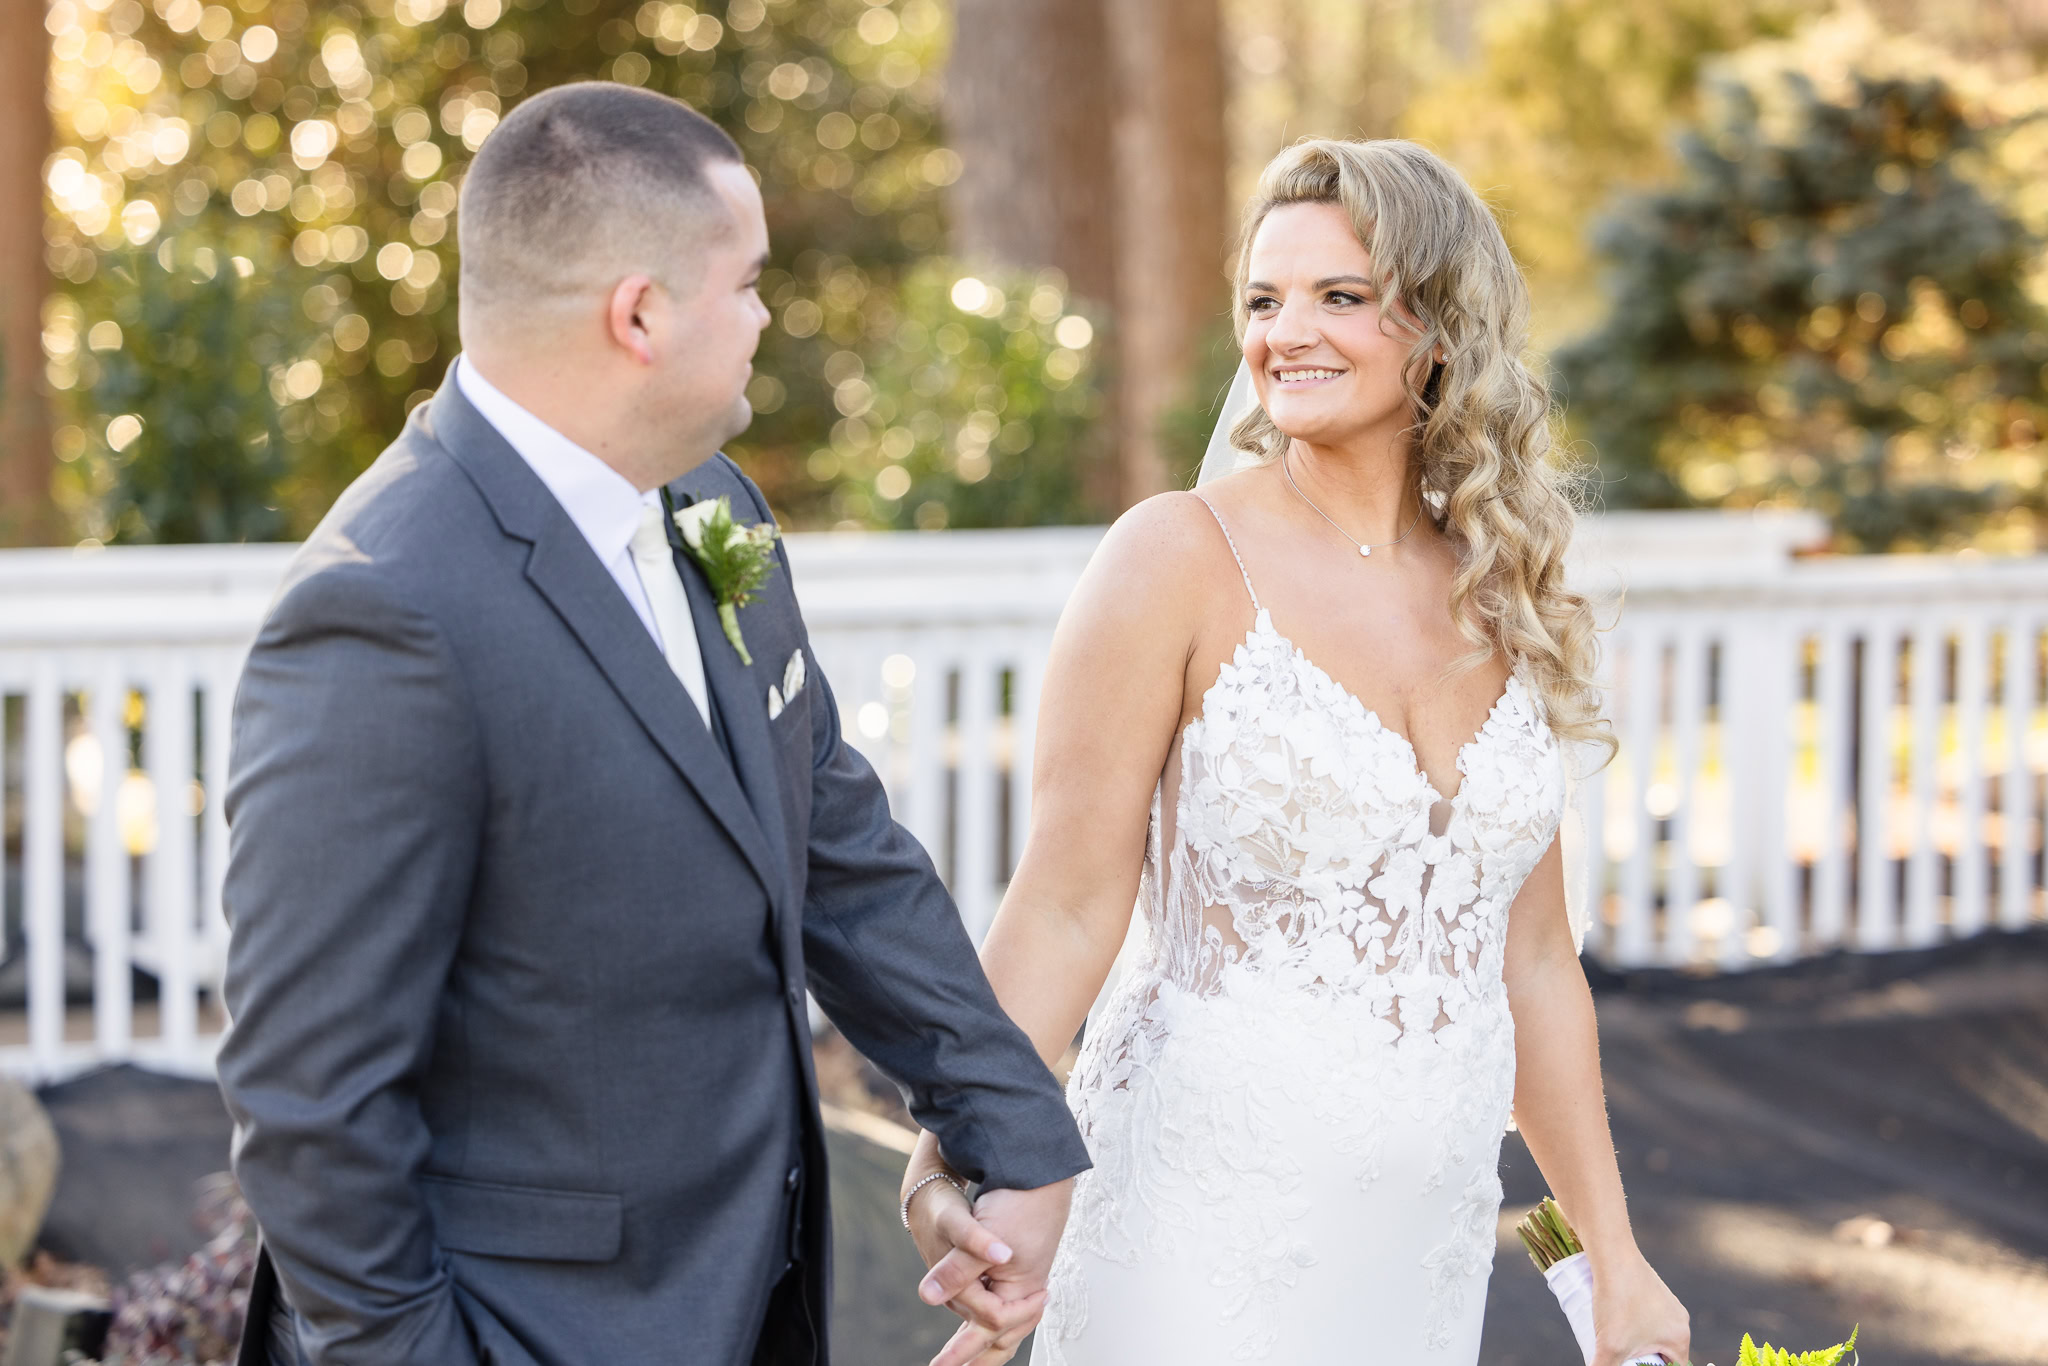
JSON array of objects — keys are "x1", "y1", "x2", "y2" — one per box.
[{"x1": 671, "y1": 495, "x2": 780, "y2": 667}]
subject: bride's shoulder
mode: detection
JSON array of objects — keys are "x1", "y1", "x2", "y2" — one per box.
[
  {"x1": 1055, "y1": 493, "x2": 1242, "y2": 650},
  {"x1": 1083, "y1": 491, "x2": 1243, "y2": 600}
]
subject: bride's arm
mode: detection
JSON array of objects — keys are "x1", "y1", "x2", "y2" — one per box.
[
  {"x1": 901, "y1": 494, "x2": 1221, "y2": 1363},
  {"x1": 1503, "y1": 840, "x2": 1691, "y2": 1366}
]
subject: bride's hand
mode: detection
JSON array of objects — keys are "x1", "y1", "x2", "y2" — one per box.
[
  {"x1": 1591, "y1": 1248, "x2": 1690, "y2": 1366},
  {"x1": 904, "y1": 1170, "x2": 1044, "y2": 1366}
]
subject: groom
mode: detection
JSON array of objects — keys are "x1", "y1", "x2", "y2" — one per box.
[{"x1": 216, "y1": 82, "x2": 1088, "y2": 1366}]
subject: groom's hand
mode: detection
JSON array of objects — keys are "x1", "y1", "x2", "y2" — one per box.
[{"x1": 918, "y1": 1178, "x2": 1074, "y2": 1366}]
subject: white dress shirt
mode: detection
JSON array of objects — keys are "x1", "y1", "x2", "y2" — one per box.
[{"x1": 455, "y1": 356, "x2": 711, "y2": 723}]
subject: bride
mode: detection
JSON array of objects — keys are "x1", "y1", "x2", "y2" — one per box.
[{"x1": 901, "y1": 138, "x2": 1690, "y2": 1366}]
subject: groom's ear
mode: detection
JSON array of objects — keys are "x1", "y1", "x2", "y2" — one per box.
[{"x1": 607, "y1": 274, "x2": 661, "y2": 367}]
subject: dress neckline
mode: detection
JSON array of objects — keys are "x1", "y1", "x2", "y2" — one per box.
[{"x1": 1181, "y1": 607, "x2": 1525, "y2": 811}]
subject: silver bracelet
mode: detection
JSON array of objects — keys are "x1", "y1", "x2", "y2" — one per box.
[{"x1": 900, "y1": 1170, "x2": 967, "y2": 1229}]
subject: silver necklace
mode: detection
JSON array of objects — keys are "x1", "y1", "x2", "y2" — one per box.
[{"x1": 1281, "y1": 451, "x2": 1423, "y2": 557}]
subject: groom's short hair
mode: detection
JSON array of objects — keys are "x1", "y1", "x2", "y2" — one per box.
[{"x1": 457, "y1": 82, "x2": 744, "y2": 329}]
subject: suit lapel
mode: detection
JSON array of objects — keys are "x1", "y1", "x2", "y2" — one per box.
[
  {"x1": 427, "y1": 372, "x2": 780, "y2": 901},
  {"x1": 666, "y1": 473, "x2": 796, "y2": 915}
]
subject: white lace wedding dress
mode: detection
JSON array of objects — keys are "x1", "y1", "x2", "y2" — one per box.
[{"x1": 1033, "y1": 502, "x2": 1566, "y2": 1365}]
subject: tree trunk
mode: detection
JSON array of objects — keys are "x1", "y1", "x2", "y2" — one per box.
[
  {"x1": 0, "y1": 0, "x2": 56, "y2": 545},
  {"x1": 945, "y1": 0, "x2": 1116, "y2": 304},
  {"x1": 949, "y1": 0, "x2": 1228, "y2": 511},
  {"x1": 1107, "y1": 0, "x2": 1229, "y2": 503}
]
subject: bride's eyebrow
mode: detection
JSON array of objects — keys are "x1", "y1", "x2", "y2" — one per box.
[{"x1": 1242, "y1": 275, "x2": 1375, "y2": 293}]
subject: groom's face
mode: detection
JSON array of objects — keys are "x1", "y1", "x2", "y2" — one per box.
[{"x1": 647, "y1": 160, "x2": 772, "y2": 458}]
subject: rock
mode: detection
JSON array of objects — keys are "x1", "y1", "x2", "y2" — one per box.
[{"x1": 0, "y1": 1079, "x2": 58, "y2": 1267}]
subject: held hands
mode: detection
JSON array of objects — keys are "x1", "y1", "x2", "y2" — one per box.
[
  {"x1": 1591, "y1": 1246, "x2": 1690, "y2": 1366},
  {"x1": 906, "y1": 1171, "x2": 1074, "y2": 1366}
]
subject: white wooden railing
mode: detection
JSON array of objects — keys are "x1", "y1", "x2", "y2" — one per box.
[{"x1": 0, "y1": 512, "x2": 2041, "y2": 1080}]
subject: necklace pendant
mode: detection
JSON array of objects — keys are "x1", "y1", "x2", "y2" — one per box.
[{"x1": 1360, "y1": 544, "x2": 1372, "y2": 557}]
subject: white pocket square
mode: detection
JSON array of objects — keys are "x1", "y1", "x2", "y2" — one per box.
[{"x1": 768, "y1": 649, "x2": 806, "y2": 720}]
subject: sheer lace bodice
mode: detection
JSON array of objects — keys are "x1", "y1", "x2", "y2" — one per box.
[{"x1": 1037, "y1": 501, "x2": 1566, "y2": 1365}]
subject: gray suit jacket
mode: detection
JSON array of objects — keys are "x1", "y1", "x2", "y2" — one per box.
[{"x1": 215, "y1": 372, "x2": 1089, "y2": 1366}]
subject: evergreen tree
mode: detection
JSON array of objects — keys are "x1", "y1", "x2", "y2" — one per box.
[
  {"x1": 1556, "y1": 68, "x2": 2048, "y2": 550},
  {"x1": 1401, "y1": 0, "x2": 1818, "y2": 343}
]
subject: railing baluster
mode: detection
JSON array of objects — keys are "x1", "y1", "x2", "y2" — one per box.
[
  {"x1": 24, "y1": 663, "x2": 65, "y2": 1077},
  {"x1": 1812, "y1": 625, "x2": 1853, "y2": 948},
  {"x1": 200, "y1": 658, "x2": 236, "y2": 990},
  {"x1": 1615, "y1": 629, "x2": 1661, "y2": 967},
  {"x1": 1007, "y1": 639, "x2": 1046, "y2": 884},
  {"x1": 1953, "y1": 618, "x2": 1990, "y2": 937},
  {"x1": 144, "y1": 659, "x2": 198, "y2": 1056},
  {"x1": 1903, "y1": 622, "x2": 1943, "y2": 946},
  {"x1": 0, "y1": 683, "x2": 10, "y2": 985},
  {"x1": 1758, "y1": 619, "x2": 1801, "y2": 962},
  {"x1": 2001, "y1": 620, "x2": 2040, "y2": 931},
  {"x1": 954, "y1": 643, "x2": 998, "y2": 940},
  {"x1": 88, "y1": 667, "x2": 132, "y2": 1059},
  {"x1": 1858, "y1": 625, "x2": 1900, "y2": 950},
  {"x1": 900, "y1": 636, "x2": 948, "y2": 859},
  {"x1": 1664, "y1": 627, "x2": 1706, "y2": 964}
]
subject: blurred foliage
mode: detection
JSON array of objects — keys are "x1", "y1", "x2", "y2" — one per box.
[
  {"x1": 795, "y1": 262, "x2": 1108, "y2": 530},
  {"x1": 40, "y1": 0, "x2": 1109, "y2": 540},
  {"x1": 1403, "y1": 0, "x2": 1821, "y2": 345},
  {"x1": 65, "y1": 229, "x2": 293, "y2": 542},
  {"x1": 1556, "y1": 66, "x2": 2048, "y2": 551}
]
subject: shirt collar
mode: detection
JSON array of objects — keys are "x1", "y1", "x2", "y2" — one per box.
[{"x1": 455, "y1": 354, "x2": 655, "y2": 567}]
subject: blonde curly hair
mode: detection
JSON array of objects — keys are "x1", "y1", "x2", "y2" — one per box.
[{"x1": 1230, "y1": 137, "x2": 1614, "y2": 766}]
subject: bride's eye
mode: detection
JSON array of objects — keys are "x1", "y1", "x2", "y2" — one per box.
[
  {"x1": 1245, "y1": 295, "x2": 1278, "y2": 314},
  {"x1": 1325, "y1": 290, "x2": 1366, "y2": 307}
]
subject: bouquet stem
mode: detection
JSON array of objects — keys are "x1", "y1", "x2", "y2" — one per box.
[{"x1": 1517, "y1": 1199, "x2": 1665, "y2": 1366}]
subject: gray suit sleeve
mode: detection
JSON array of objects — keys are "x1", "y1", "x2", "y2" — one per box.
[
  {"x1": 216, "y1": 565, "x2": 484, "y2": 1365},
  {"x1": 733, "y1": 471, "x2": 1090, "y2": 1193}
]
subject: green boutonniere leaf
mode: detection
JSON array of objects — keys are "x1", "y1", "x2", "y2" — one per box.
[{"x1": 672, "y1": 494, "x2": 780, "y2": 666}]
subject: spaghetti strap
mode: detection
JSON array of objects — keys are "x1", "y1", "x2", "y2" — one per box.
[{"x1": 1191, "y1": 495, "x2": 1262, "y2": 611}]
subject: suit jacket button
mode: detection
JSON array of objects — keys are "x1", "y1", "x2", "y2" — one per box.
[
  {"x1": 786, "y1": 985, "x2": 801, "y2": 1008},
  {"x1": 785, "y1": 1165, "x2": 801, "y2": 1194}
]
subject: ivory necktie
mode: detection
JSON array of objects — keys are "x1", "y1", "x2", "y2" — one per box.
[{"x1": 629, "y1": 502, "x2": 711, "y2": 726}]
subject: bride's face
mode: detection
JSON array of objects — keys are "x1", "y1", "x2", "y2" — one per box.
[{"x1": 1242, "y1": 202, "x2": 1428, "y2": 449}]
